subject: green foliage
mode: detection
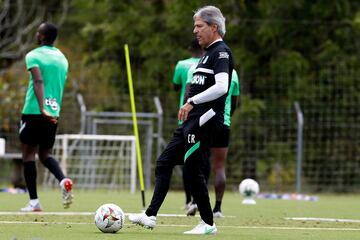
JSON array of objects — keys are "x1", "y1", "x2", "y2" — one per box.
[
  {"x1": 2, "y1": 1, "x2": 360, "y2": 191},
  {"x1": 61, "y1": 1, "x2": 360, "y2": 191},
  {"x1": 0, "y1": 65, "x2": 27, "y2": 131}
]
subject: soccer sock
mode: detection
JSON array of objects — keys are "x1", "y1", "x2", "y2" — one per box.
[
  {"x1": 23, "y1": 161, "x2": 38, "y2": 200},
  {"x1": 213, "y1": 200, "x2": 222, "y2": 212},
  {"x1": 42, "y1": 157, "x2": 65, "y2": 182},
  {"x1": 29, "y1": 199, "x2": 39, "y2": 206}
]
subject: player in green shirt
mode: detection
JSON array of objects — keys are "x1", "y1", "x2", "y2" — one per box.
[
  {"x1": 172, "y1": 39, "x2": 203, "y2": 209},
  {"x1": 19, "y1": 23, "x2": 73, "y2": 212},
  {"x1": 185, "y1": 66, "x2": 240, "y2": 217}
]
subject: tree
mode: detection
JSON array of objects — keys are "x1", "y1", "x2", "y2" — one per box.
[{"x1": 0, "y1": 0, "x2": 69, "y2": 72}]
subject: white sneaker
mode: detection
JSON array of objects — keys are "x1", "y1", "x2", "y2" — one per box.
[
  {"x1": 183, "y1": 202, "x2": 192, "y2": 211},
  {"x1": 184, "y1": 220, "x2": 217, "y2": 235},
  {"x1": 128, "y1": 212, "x2": 156, "y2": 229},
  {"x1": 20, "y1": 201, "x2": 43, "y2": 212},
  {"x1": 213, "y1": 211, "x2": 224, "y2": 218},
  {"x1": 60, "y1": 178, "x2": 73, "y2": 209},
  {"x1": 186, "y1": 203, "x2": 197, "y2": 216}
]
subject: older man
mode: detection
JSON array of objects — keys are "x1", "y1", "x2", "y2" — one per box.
[{"x1": 129, "y1": 6, "x2": 233, "y2": 235}]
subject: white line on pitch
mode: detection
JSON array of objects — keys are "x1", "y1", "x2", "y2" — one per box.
[
  {"x1": 0, "y1": 221, "x2": 360, "y2": 231},
  {"x1": 0, "y1": 221, "x2": 89, "y2": 225},
  {"x1": 0, "y1": 212, "x2": 93, "y2": 216},
  {"x1": 286, "y1": 217, "x2": 360, "y2": 223},
  {"x1": 0, "y1": 212, "x2": 235, "y2": 218},
  {"x1": 159, "y1": 224, "x2": 360, "y2": 231}
]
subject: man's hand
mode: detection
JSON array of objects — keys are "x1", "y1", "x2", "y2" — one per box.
[
  {"x1": 41, "y1": 109, "x2": 58, "y2": 124},
  {"x1": 178, "y1": 102, "x2": 193, "y2": 122}
]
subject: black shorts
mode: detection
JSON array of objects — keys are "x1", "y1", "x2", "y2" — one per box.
[
  {"x1": 19, "y1": 114, "x2": 58, "y2": 149},
  {"x1": 211, "y1": 124, "x2": 230, "y2": 148}
]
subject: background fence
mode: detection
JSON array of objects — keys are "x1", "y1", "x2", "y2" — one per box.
[{"x1": 1, "y1": 63, "x2": 360, "y2": 193}]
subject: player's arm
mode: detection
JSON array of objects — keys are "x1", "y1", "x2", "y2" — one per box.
[
  {"x1": 30, "y1": 67, "x2": 57, "y2": 124},
  {"x1": 230, "y1": 96, "x2": 238, "y2": 116},
  {"x1": 183, "y1": 83, "x2": 191, "y2": 104},
  {"x1": 179, "y1": 73, "x2": 228, "y2": 121},
  {"x1": 230, "y1": 70, "x2": 240, "y2": 116},
  {"x1": 187, "y1": 72, "x2": 228, "y2": 105},
  {"x1": 172, "y1": 62, "x2": 182, "y2": 91}
]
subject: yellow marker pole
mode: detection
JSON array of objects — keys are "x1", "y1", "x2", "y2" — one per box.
[{"x1": 124, "y1": 44, "x2": 146, "y2": 208}]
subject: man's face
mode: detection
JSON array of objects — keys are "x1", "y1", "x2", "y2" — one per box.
[{"x1": 193, "y1": 16, "x2": 216, "y2": 48}]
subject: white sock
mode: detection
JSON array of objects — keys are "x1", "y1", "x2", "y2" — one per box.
[
  {"x1": 59, "y1": 178, "x2": 68, "y2": 187},
  {"x1": 29, "y1": 199, "x2": 39, "y2": 206}
]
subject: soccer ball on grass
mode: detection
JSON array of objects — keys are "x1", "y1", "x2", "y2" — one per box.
[
  {"x1": 94, "y1": 203, "x2": 125, "y2": 233},
  {"x1": 239, "y1": 178, "x2": 260, "y2": 205}
]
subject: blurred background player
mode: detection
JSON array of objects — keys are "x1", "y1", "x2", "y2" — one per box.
[
  {"x1": 185, "y1": 66, "x2": 240, "y2": 217},
  {"x1": 19, "y1": 22, "x2": 73, "y2": 212},
  {"x1": 172, "y1": 38, "x2": 204, "y2": 121},
  {"x1": 211, "y1": 69, "x2": 240, "y2": 217},
  {"x1": 172, "y1": 38, "x2": 203, "y2": 210}
]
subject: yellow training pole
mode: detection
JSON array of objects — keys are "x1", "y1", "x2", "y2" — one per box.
[{"x1": 124, "y1": 44, "x2": 146, "y2": 208}]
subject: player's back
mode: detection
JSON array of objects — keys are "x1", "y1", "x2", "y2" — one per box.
[
  {"x1": 26, "y1": 46, "x2": 68, "y2": 84},
  {"x1": 23, "y1": 46, "x2": 68, "y2": 117}
]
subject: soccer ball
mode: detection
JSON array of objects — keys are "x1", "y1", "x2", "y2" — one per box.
[
  {"x1": 239, "y1": 178, "x2": 260, "y2": 204},
  {"x1": 94, "y1": 203, "x2": 125, "y2": 233}
]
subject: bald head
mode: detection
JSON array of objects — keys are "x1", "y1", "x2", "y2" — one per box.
[{"x1": 37, "y1": 23, "x2": 58, "y2": 45}]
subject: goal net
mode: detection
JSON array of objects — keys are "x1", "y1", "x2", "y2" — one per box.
[{"x1": 42, "y1": 134, "x2": 137, "y2": 193}]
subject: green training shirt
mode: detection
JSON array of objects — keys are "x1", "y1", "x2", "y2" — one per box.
[
  {"x1": 172, "y1": 57, "x2": 200, "y2": 109},
  {"x1": 22, "y1": 45, "x2": 68, "y2": 117},
  {"x1": 187, "y1": 67, "x2": 240, "y2": 126}
]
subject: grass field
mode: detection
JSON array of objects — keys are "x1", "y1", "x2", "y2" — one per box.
[{"x1": 0, "y1": 189, "x2": 360, "y2": 240}]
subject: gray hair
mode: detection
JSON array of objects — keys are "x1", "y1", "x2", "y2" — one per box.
[{"x1": 193, "y1": 6, "x2": 226, "y2": 37}]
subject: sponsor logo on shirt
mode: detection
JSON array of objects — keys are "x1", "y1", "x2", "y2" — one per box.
[
  {"x1": 218, "y1": 52, "x2": 229, "y2": 59},
  {"x1": 191, "y1": 74, "x2": 206, "y2": 85},
  {"x1": 45, "y1": 98, "x2": 59, "y2": 111}
]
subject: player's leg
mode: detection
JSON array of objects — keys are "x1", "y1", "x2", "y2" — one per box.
[
  {"x1": 184, "y1": 149, "x2": 217, "y2": 234},
  {"x1": 19, "y1": 115, "x2": 42, "y2": 212},
  {"x1": 210, "y1": 126, "x2": 229, "y2": 217},
  {"x1": 182, "y1": 165, "x2": 193, "y2": 210},
  {"x1": 211, "y1": 147, "x2": 228, "y2": 217},
  {"x1": 183, "y1": 119, "x2": 216, "y2": 234},
  {"x1": 129, "y1": 127, "x2": 184, "y2": 229},
  {"x1": 21, "y1": 143, "x2": 42, "y2": 211},
  {"x1": 184, "y1": 146, "x2": 213, "y2": 225},
  {"x1": 38, "y1": 116, "x2": 73, "y2": 208},
  {"x1": 186, "y1": 149, "x2": 210, "y2": 216},
  {"x1": 38, "y1": 147, "x2": 73, "y2": 208},
  {"x1": 38, "y1": 148, "x2": 65, "y2": 182}
]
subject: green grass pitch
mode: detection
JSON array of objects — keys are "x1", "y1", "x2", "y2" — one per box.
[{"x1": 0, "y1": 189, "x2": 360, "y2": 239}]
